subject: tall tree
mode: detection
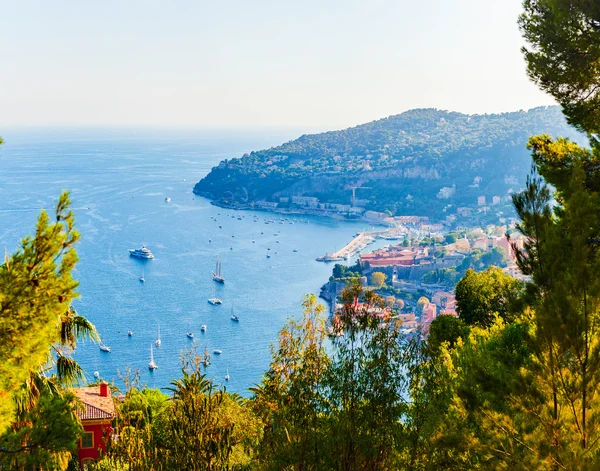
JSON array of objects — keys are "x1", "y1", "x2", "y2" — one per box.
[
  {"x1": 326, "y1": 279, "x2": 407, "y2": 471},
  {"x1": 455, "y1": 266, "x2": 523, "y2": 327},
  {"x1": 251, "y1": 294, "x2": 329, "y2": 471},
  {"x1": 0, "y1": 192, "x2": 80, "y2": 433},
  {"x1": 520, "y1": 0, "x2": 600, "y2": 140}
]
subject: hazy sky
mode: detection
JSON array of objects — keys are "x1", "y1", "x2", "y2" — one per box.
[{"x1": 0, "y1": 0, "x2": 554, "y2": 129}]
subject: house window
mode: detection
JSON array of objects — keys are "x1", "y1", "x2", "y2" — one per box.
[{"x1": 81, "y1": 431, "x2": 94, "y2": 449}]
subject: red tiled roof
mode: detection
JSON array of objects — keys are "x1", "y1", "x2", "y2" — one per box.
[{"x1": 73, "y1": 387, "x2": 116, "y2": 421}]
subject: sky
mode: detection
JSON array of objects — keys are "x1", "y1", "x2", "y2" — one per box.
[{"x1": 0, "y1": 0, "x2": 555, "y2": 129}]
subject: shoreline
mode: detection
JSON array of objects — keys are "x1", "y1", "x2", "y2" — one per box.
[{"x1": 195, "y1": 194, "x2": 424, "y2": 263}]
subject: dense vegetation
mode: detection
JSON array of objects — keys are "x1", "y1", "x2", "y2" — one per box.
[
  {"x1": 3, "y1": 1, "x2": 600, "y2": 469},
  {"x1": 195, "y1": 106, "x2": 582, "y2": 217}
]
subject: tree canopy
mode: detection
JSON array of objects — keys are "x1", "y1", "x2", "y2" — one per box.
[{"x1": 520, "y1": 0, "x2": 600, "y2": 140}]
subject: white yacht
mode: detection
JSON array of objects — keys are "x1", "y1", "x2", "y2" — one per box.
[
  {"x1": 99, "y1": 344, "x2": 111, "y2": 353},
  {"x1": 148, "y1": 345, "x2": 158, "y2": 370},
  {"x1": 129, "y1": 246, "x2": 154, "y2": 259}
]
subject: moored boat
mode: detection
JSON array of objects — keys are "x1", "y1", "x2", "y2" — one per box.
[{"x1": 129, "y1": 246, "x2": 154, "y2": 259}]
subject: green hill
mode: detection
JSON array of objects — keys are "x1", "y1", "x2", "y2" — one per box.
[{"x1": 194, "y1": 107, "x2": 581, "y2": 219}]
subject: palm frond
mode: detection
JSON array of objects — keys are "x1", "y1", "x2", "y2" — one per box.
[{"x1": 55, "y1": 353, "x2": 85, "y2": 387}]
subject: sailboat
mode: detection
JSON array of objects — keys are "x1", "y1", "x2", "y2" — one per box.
[
  {"x1": 212, "y1": 258, "x2": 225, "y2": 283},
  {"x1": 225, "y1": 367, "x2": 230, "y2": 381},
  {"x1": 139, "y1": 267, "x2": 145, "y2": 283},
  {"x1": 208, "y1": 286, "x2": 222, "y2": 305},
  {"x1": 99, "y1": 343, "x2": 111, "y2": 352},
  {"x1": 186, "y1": 325, "x2": 194, "y2": 338},
  {"x1": 148, "y1": 344, "x2": 158, "y2": 370},
  {"x1": 231, "y1": 305, "x2": 239, "y2": 322},
  {"x1": 155, "y1": 325, "x2": 162, "y2": 347}
]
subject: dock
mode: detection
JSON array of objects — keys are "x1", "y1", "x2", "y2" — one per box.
[{"x1": 316, "y1": 226, "x2": 410, "y2": 262}]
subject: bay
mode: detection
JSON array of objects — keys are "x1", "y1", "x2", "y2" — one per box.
[{"x1": 0, "y1": 128, "x2": 371, "y2": 395}]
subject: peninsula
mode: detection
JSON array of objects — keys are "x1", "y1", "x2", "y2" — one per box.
[{"x1": 193, "y1": 107, "x2": 580, "y2": 222}]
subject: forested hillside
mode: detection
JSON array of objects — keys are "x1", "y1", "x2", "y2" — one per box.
[{"x1": 195, "y1": 106, "x2": 581, "y2": 217}]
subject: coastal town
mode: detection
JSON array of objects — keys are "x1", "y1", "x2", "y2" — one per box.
[{"x1": 319, "y1": 212, "x2": 527, "y2": 336}]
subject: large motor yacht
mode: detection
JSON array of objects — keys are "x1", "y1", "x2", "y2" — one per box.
[{"x1": 129, "y1": 246, "x2": 154, "y2": 259}]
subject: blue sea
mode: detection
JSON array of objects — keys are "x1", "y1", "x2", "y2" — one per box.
[{"x1": 0, "y1": 128, "x2": 377, "y2": 395}]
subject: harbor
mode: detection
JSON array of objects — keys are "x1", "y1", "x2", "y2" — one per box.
[{"x1": 316, "y1": 225, "x2": 413, "y2": 262}]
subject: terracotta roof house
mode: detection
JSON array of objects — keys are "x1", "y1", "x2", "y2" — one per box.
[{"x1": 73, "y1": 383, "x2": 115, "y2": 469}]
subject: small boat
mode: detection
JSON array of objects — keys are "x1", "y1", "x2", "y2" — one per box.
[
  {"x1": 139, "y1": 268, "x2": 145, "y2": 283},
  {"x1": 219, "y1": 225, "x2": 222, "y2": 228},
  {"x1": 99, "y1": 344, "x2": 111, "y2": 353},
  {"x1": 148, "y1": 345, "x2": 158, "y2": 370},
  {"x1": 155, "y1": 325, "x2": 162, "y2": 347},
  {"x1": 213, "y1": 349, "x2": 222, "y2": 355},
  {"x1": 231, "y1": 305, "x2": 239, "y2": 322},
  {"x1": 293, "y1": 249, "x2": 298, "y2": 252},
  {"x1": 165, "y1": 196, "x2": 171, "y2": 203},
  {"x1": 128, "y1": 330, "x2": 133, "y2": 337},
  {"x1": 201, "y1": 325, "x2": 207, "y2": 332},
  {"x1": 266, "y1": 254, "x2": 271, "y2": 258},
  {"x1": 94, "y1": 371, "x2": 100, "y2": 378},
  {"x1": 213, "y1": 258, "x2": 225, "y2": 283},
  {"x1": 225, "y1": 367, "x2": 230, "y2": 381},
  {"x1": 187, "y1": 332, "x2": 194, "y2": 339}
]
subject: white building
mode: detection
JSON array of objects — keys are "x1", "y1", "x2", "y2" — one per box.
[
  {"x1": 291, "y1": 196, "x2": 319, "y2": 207},
  {"x1": 437, "y1": 184, "x2": 456, "y2": 199}
]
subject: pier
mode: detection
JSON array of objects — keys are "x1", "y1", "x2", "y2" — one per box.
[
  {"x1": 316, "y1": 232, "x2": 375, "y2": 262},
  {"x1": 316, "y1": 226, "x2": 411, "y2": 262}
]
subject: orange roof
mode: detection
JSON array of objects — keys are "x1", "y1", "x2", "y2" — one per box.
[{"x1": 73, "y1": 387, "x2": 116, "y2": 421}]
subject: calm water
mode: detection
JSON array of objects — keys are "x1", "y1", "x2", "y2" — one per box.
[{"x1": 0, "y1": 128, "x2": 370, "y2": 395}]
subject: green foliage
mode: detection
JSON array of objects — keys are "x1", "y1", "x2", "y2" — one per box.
[
  {"x1": 370, "y1": 271, "x2": 386, "y2": 288},
  {"x1": 251, "y1": 294, "x2": 329, "y2": 470},
  {"x1": 0, "y1": 388, "x2": 82, "y2": 470},
  {"x1": 105, "y1": 353, "x2": 262, "y2": 471},
  {"x1": 195, "y1": 107, "x2": 581, "y2": 216},
  {"x1": 325, "y1": 280, "x2": 408, "y2": 470},
  {"x1": 331, "y1": 261, "x2": 362, "y2": 279},
  {"x1": 0, "y1": 192, "x2": 80, "y2": 434},
  {"x1": 455, "y1": 266, "x2": 523, "y2": 326},
  {"x1": 417, "y1": 296, "x2": 429, "y2": 313},
  {"x1": 444, "y1": 233, "x2": 457, "y2": 244},
  {"x1": 427, "y1": 315, "x2": 468, "y2": 354},
  {"x1": 520, "y1": 0, "x2": 600, "y2": 139}
]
